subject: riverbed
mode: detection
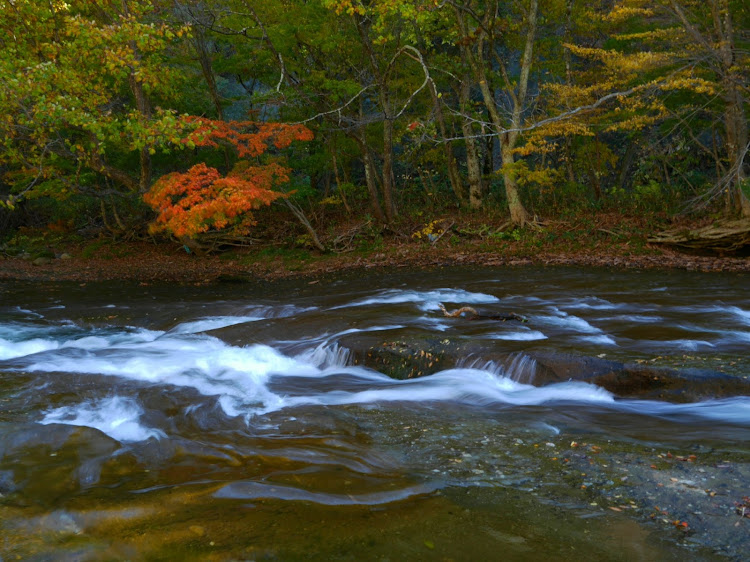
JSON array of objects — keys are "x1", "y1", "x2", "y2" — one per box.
[{"x1": 1, "y1": 267, "x2": 748, "y2": 560}]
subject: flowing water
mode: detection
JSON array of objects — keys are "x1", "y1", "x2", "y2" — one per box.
[{"x1": 1, "y1": 267, "x2": 749, "y2": 560}]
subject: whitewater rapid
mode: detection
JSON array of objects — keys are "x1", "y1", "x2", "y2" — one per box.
[{"x1": 2, "y1": 283, "x2": 750, "y2": 443}]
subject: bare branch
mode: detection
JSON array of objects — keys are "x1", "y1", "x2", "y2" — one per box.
[{"x1": 440, "y1": 87, "x2": 640, "y2": 142}]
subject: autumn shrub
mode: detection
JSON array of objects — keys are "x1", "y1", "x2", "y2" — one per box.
[{"x1": 144, "y1": 119, "x2": 313, "y2": 240}]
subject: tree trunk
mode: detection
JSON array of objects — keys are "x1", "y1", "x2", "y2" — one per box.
[
  {"x1": 382, "y1": 114, "x2": 396, "y2": 222},
  {"x1": 455, "y1": 0, "x2": 537, "y2": 225},
  {"x1": 428, "y1": 79, "x2": 465, "y2": 203},
  {"x1": 126, "y1": 32, "x2": 153, "y2": 195},
  {"x1": 617, "y1": 140, "x2": 638, "y2": 191},
  {"x1": 717, "y1": 0, "x2": 749, "y2": 217},
  {"x1": 283, "y1": 199, "x2": 326, "y2": 252},
  {"x1": 459, "y1": 77, "x2": 484, "y2": 208},
  {"x1": 331, "y1": 153, "x2": 352, "y2": 214},
  {"x1": 501, "y1": 137, "x2": 528, "y2": 225},
  {"x1": 670, "y1": 0, "x2": 748, "y2": 217},
  {"x1": 356, "y1": 15, "x2": 396, "y2": 223},
  {"x1": 354, "y1": 135, "x2": 386, "y2": 223},
  {"x1": 128, "y1": 71, "x2": 152, "y2": 194}
]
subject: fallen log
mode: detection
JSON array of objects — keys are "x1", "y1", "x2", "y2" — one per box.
[{"x1": 648, "y1": 219, "x2": 750, "y2": 253}]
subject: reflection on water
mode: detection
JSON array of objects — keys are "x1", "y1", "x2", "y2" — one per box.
[{"x1": 0, "y1": 266, "x2": 748, "y2": 559}]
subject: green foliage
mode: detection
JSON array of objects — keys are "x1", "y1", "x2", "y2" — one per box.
[
  {"x1": 1, "y1": 0, "x2": 742, "y2": 248},
  {"x1": 0, "y1": 0, "x2": 197, "y2": 209}
]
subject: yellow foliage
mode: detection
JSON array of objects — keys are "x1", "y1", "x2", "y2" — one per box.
[
  {"x1": 320, "y1": 196, "x2": 343, "y2": 206},
  {"x1": 412, "y1": 219, "x2": 444, "y2": 241},
  {"x1": 659, "y1": 76, "x2": 718, "y2": 96},
  {"x1": 544, "y1": 82, "x2": 618, "y2": 107},
  {"x1": 612, "y1": 27, "x2": 683, "y2": 42},
  {"x1": 566, "y1": 45, "x2": 673, "y2": 74},
  {"x1": 603, "y1": 4, "x2": 654, "y2": 24}
]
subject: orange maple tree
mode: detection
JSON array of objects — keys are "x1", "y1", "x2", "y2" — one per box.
[{"x1": 144, "y1": 119, "x2": 313, "y2": 238}]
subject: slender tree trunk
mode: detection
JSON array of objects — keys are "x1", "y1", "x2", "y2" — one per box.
[
  {"x1": 356, "y1": 15, "x2": 396, "y2": 222},
  {"x1": 722, "y1": 70, "x2": 749, "y2": 216},
  {"x1": 193, "y1": 30, "x2": 233, "y2": 171},
  {"x1": 427, "y1": 79, "x2": 464, "y2": 203},
  {"x1": 564, "y1": 138, "x2": 576, "y2": 183},
  {"x1": 716, "y1": 0, "x2": 750, "y2": 216},
  {"x1": 562, "y1": 0, "x2": 576, "y2": 185},
  {"x1": 617, "y1": 140, "x2": 637, "y2": 191},
  {"x1": 382, "y1": 114, "x2": 396, "y2": 222},
  {"x1": 501, "y1": 136, "x2": 527, "y2": 224},
  {"x1": 354, "y1": 135, "x2": 386, "y2": 223},
  {"x1": 194, "y1": 32, "x2": 223, "y2": 120},
  {"x1": 283, "y1": 199, "x2": 326, "y2": 252},
  {"x1": 670, "y1": 0, "x2": 748, "y2": 216},
  {"x1": 331, "y1": 153, "x2": 352, "y2": 214},
  {"x1": 128, "y1": 71, "x2": 152, "y2": 194},
  {"x1": 460, "y1": 80, "x2": 484, "y2": 208}
]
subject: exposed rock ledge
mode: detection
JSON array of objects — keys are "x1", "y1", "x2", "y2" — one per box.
[{"x1": 340, "y1": 331, "x2": 750, "y2": 403}]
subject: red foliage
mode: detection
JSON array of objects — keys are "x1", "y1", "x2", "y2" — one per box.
[
  {"x1": 183, "y1": 118, "x2": 314, "y2": 157},
  {"x1": 144, "y1": 162, "x2": 291, "y2": 238},
  {"x1": 146, "y1": 120, "x2": 313, "y2": 239}
]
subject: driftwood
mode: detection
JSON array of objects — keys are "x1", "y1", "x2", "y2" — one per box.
[
  {"x1": 439, "y1": 303, "x2": 478, "y2": 318},
  {"x1": 648, "y1": 219, "x2": 750, "y2": 253},
  {"x1": 438, "y1": 303, "x2": 525, "y2": 322}
]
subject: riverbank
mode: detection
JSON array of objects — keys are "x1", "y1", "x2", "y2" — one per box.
[{"x1": 1, "y1": 237, "x2": 749, "y2": 284}]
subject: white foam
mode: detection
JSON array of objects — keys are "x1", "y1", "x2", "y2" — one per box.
[
  {"x1": 615, "y1": 315, "x2": 663, "y2": 323},
  {"x1": 660, "y1": 339, "x2": 715, "y2": 351},
  {"x1": 170, "y1": 315, "x2": 265, "y2": 334},
  {"x1": 335, "y1": 289, "x2": 500, "y2": 311},
  {"x1": 617, "y1": 397, "x2": 750, "y2": 425},
  {"x1": 279, "y1": 369, "x2": 616, "y2": 411},
  {"x1": 0, "y1": 337, "x2": 60, "y2": 360},
  {"x1": 22, "y1": 333, "x2": 319, "y2": 417},
  {"x1": 274, "y1": 325, "x2": 404, "y2": 348},
  {"x1": 41, "y1": 396, "x2": 165, "y2": 442},
  {"x1": 539, "y1": 310, "x2": 601, "y2": 333},
  {"x1": 296, "y1": 343, "x2": 351, "y2": 369},
  {"x1": 414, "y1": 317, "x2": 452, "y2": 331},
  {"x1": 487, "y1": 330, "x2": 547, "y2": 341},
  {"x1": 0, "y1": 325, "x2": 163, "y2": 360},
  {"x1": 578, "y1": 335, "x2": 617, "y2": 346},
  {"x1": 169, "y1": 306, "x2": 313, "y2": 335},
  {"x1": 728, "y1": 306, "x2": 750, "y2": 325},
  {"x1": 564, "y1": 297, "x2": 619, "y2": 310},
  {"x1": 14, "y1": 307, "x2": 44, "y2": 317},
  {"x1": 724, "y1": 331, "x2": 750, "y2": 343}
]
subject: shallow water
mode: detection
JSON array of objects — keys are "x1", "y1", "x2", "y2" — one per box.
[{"x1": 0, "y1": 267, "x2": 748, "y2": 559}]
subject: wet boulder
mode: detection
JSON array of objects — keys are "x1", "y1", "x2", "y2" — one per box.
[
  {"x1": 341, "y1": 328, "x2": 472, "y2": 380},
  {"x1": 339, "y1": 330, "x2": 750, "y2": 402},
  {"x1": 526, "y1": 351, "x2": 750, "y2": 402}
]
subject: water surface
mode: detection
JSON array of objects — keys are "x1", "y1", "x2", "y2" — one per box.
[{"x1": 1, "y1": 267, "x2": 748, "y2": 559}]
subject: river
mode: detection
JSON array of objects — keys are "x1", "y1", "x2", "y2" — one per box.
[{"x1": 1, "y1": 266, "x2": 749, "y2": 560}]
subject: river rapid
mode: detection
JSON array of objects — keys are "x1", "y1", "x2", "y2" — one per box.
[{"x1": 1, "y1": 266, "x2": 749, "y2": 560}]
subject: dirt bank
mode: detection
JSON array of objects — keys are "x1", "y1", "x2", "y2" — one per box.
[{"x1": 1, "y1": 239, "x2": 749, "y2": 284}]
